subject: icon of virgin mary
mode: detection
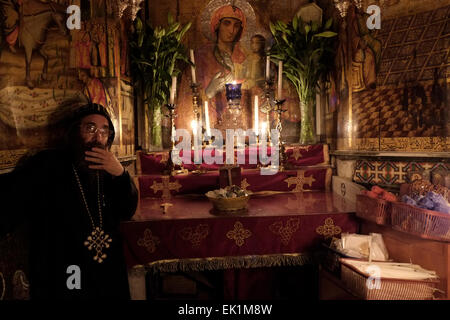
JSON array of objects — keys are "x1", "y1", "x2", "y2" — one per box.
[
  {"x1": 197, "y1": 4, "x2": 249, "y2": 128},
  {"x1": 175, "y1": 0, "x2": 258, "y2": 135}
]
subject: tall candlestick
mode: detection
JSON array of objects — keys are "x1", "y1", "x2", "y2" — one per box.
[
  {"x1": 277, "y1": 61, "x2": 283, "y2": 99},
  {"x1": 254, "y1": 95, "x2": 259, "y2": 135},
  {"x1": 266, "y1": 56, "x2": 270, "y2": 80},
  {"x1": 204, "y1": 101, "x2": 211, "y2": 137},
  {"x1": 190, "y1": 49, "x2": 197, "y2": 84},
  {"x1": 170, "y1": 75, "x2": 177, "y2": 104}
]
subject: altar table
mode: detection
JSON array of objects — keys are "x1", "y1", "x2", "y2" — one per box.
[{"x1": 121, "y1": 191, "x2": 358, "y2": 300}]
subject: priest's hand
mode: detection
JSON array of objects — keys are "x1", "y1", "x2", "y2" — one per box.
[{"x1": 85, "y1": 147, "x2": 125, "y2": 176}]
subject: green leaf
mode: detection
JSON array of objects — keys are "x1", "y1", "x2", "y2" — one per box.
[
  {"x1": 136, "y1": 17, "x2": 143, "y2": 32},
  {"x1": 167, "y1": 22, "x2": 180, "y2": 36},
  {"x1": 138, "y1": 32, "x2": 144, "y2": 47},
  {"x1": 313, "y1": 31, "x2": 338, "y2": 38},
  {"x1": 292, "y1": 16, "x2": 298, "y2": 31},
  {"x1": 269, "y1": 22, "x2": 276, "y2": 36},
  {"x1": 178, "y1": 22, "x2": 191, "y2": 39},
  {"x1": 304, "y1": 24, "x2": 311, "y2": 35},
  {"x1": 324, "y1": 18, "x2": 333, "y2": 30}
]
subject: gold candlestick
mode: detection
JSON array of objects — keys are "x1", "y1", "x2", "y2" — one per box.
[
  {"x1": 274, "y1": 99, "x2": 287, "y2": 171},
  {"x1": 190, "y1": 83, "x2": 202, "y2": 128},
  {"x1": 262, "y1": 79, "x2": 274, "y2": 146},
  {"x1": 165, "y1": 103, "x2": 177, "y2": 175}
]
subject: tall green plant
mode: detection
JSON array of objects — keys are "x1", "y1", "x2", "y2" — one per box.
[
  {"x1": 269, "y1": 16, "x2": 337, "y2": 144},
  {"x1": 130, "y1": 14, "x2": 191, "y2": 149}
]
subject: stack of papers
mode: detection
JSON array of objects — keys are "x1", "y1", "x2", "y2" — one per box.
[
  {"x1": 331, "y1": 233, "x2": 389, "y2": 261},
  {"x1": 342, "y1": 259, "x2": 439, "y2": 280}
]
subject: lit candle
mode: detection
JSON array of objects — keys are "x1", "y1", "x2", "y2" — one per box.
[
  {"x1": 266, "y1": 56, "x2": 270, "y2": 80},
  {"x1": 170, "y1": 75, "x2": 177, "y2": 104},
  {"x1": 190, "y1": 49, "x2": 197, "y2": 84},
  {"x1": 204, "y1": 101, "x2": 211, "y2": 137},
  {"x1": 260, "y1": 122, "x2": 267, "y2": 138},
  {"x1": 171, "y1": 125, "x2": 175, "y2": 143},
  {"x1": 254, "y1": 95, "x2": 259, "y2": 135},
  {"x1": 277, "y1": 61, "x2": 283, "y2": 99},
  {"x1": 191, "y1": 120, "x2": 198, "y2": 145}
]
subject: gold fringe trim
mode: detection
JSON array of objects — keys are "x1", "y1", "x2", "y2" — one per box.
[{"x1": 139, "y1": 253, "x2": 314, "y2": 274}]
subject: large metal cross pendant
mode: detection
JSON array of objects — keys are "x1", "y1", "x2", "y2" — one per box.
[{"x1": 84, "y1": 227, "x2": 112, "y2": 263}]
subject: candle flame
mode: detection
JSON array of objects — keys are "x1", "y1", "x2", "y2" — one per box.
[{"x1": 261, "y1": 122, "x2": 267, "y2": 131}]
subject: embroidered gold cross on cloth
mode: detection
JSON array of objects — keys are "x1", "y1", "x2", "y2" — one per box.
[
  {"x1": 284, "y1": 170, "x2": 316, "y2": 192},
  {"x1": 150, "y1": 175, "x2": 182, "y2": 200}
]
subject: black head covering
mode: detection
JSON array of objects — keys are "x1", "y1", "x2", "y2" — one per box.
[{"x1": 67, "y1": 103, "x2": 115, "y2": 148}]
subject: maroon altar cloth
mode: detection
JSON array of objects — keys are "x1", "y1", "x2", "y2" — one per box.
[
  {"x1": 120, "y1": 192, "x2": 358, "y2": 270},
  {"x1": 138, "y1": 168, "x2": 331, "y2": 198},
  {"x1": 138, "y1": 144, "x2": 329, "y2": 174}
]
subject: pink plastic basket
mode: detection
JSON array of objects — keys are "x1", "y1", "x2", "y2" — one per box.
[
  {"x1": 356, "y1": 194, "x2": 392, "y2": 225},
  {"x1": 391, "y1": 202, "x2": 450, "y2": 242}
]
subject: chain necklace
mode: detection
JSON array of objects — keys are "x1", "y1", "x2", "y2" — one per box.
[{"x1": 72, "y1": 165, "x2": 112, "y2": 263}]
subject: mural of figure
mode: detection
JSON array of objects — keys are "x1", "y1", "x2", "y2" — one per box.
[
  {"x1": 336, "y1": 21, "x2": 349, "y2": 101},
  {"x1": 243, "y1": 34, "x2": 266, "y2": 90},
  {"x1": 352, "y1": 37, "x2": 376, "y2": 92},
  {"x1": 89, "y1": 22, "x2": 108, "y2": 78},
  {"x1": 350, "y1": 9, "x2": 380, "y2": 92},
  {"x1": 0, "y1": 0, "x2": 68, "y2": 88},
  {"x1": 73, "y1": 24, "x2": 92, "y2": 69},
  {"x1": 0, "y1": 0, "x2": 22, "y2": 53},
  {"x1": 78, "y1": 68, "x2": 111, "y2": 109}
]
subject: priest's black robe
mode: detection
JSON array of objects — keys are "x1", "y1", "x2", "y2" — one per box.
[{"x1": 3, "y1": 149, "x2": 138, "y2": 300}]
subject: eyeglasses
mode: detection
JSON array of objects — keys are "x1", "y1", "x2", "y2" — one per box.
[{"x1": 82, "y1": 123, "x2": 110, "y2": 137}]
